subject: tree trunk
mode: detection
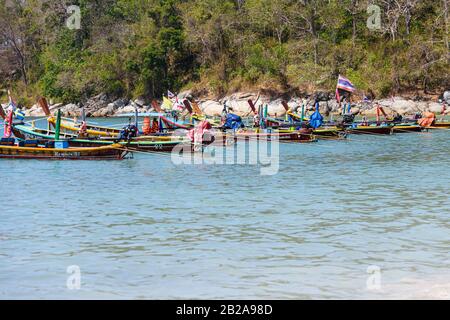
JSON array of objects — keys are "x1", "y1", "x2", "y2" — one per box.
[
  {"x1": 444, "y1": 0, "x2": 449, "y2": 54},
  {"x1": 352, "y1": 0, "x2": 357, "y2": 47}
]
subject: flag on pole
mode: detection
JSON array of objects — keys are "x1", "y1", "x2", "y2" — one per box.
[
  {"x1": 162, "y1": 96, "x2": 173, "y2": 110},
  {"x1": 168, "y1": 90, "x2": 176, "y2": 99},
  {"x1": 336, "y1": 75, "x2": 355, "y2": 92}
]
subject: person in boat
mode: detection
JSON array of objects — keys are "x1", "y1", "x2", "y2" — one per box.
[
  {"x1": 171, "y1": 110, "x2": 179, "y2": 122},
  {"x1": 118, "y1": 118, "x2": 139, "y2": 141},
  {"x1": 253, "y1": 113, "x2": 260, "y2": 128},
  {"x1": 342, "y1": 113, "x2": 355, "y2": 125},
  {"x1": 151, "y1": 118, "x2": 159, "y2": 133},
  {"x1": 337, "y1": 108, "x2": 360, "y2": 128},
  {"x1": 361, "y1": 116, "x2": 369, "y2": 126},
  {"x1": 392, "y1": 112, "x2": 403, "y2": 124},
  {"x1": 221, "y1": 102, "x2": 228, "y2": 117},
  {"x1": 142, "y1": 117, "x2": 151, "y2": 135},
  {"x1": 418, "y1": 112, "x2": 436, "y2": 127},
  {"x1": 220, "y1": 102, "x2": 228, "y2": 127},
  {"x1": 78, "y1": 121, "x2": 88, "y2": 138}
]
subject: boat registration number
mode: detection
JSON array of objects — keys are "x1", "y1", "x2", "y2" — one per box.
[{"x1": 54, "y1": 152, "x2": 81, "y2": 157}]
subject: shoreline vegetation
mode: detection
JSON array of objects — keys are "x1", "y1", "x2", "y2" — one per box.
[{"x1": 1, "y1": 0, "x2": 449, "y2": 111}]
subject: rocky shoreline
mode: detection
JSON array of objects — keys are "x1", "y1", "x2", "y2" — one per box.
[{"x1": 5, "y1": 91, "x2": 449, "y2": 118}]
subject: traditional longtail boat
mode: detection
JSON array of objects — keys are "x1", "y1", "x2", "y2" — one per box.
[
  {"x1": 13, "y1": 123, "x2": 182, "y2": 142},
  {"x1": 36, "y1": 97, "x2": 187, "y2": 142},
  {"x1": 40, "y1": 97, "x2": 195, "y2": 137},
  {"x1": 345, "y1": 125, "x2": 393, "y2": 135},
  {"x1": 245, "y1": 99, "x2": 339, "y2": 141},
  {"x1": 431, "y1": 121, "x2": 450, "y2": 129},
  {"x1": 417, "y1": 112, "x2": 450, "y2": 129},
  {"x1": 47, "y1": 115, "x2": 122, "y2": 137},
  {"x1": 39, "y1": 97, "x2": 122, "y2": 137},
  {"x1": 12, "y1": 123, "x2": 189, "y2": 153},
  {"x1": 0, "y1": 142, "x2": 128, "y2": 160},
  {"x1": 278, "y1": 127, "x2": 347, "y2": 140},
  {"x1": 1, "y1": 108, "x2": 129, "y2": 160}
]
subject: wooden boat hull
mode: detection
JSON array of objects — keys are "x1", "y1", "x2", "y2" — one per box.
[
  {"x1": 13, "y1": 125, "x2": 185, "y2": 146},
  {"x1": 0, "y1": 144, "x2": 127, "y2": 160},
  {"x1": 346, "y1": 126, "x2": 393, "y2": 135},
  {"x1": 392, "y1": 125, "x2": 423, "y2": 133},
  {"x1": 312, "y1": 128, "x2": 346, "y2": 140},
  {"x1": 211, "y1": 131, "x2": 317, "y2": 146},
  {"x1": 47, "y1": 116, "x2": 121, "y2": 137},
  {"x1": 279, "y1": 127, "x2": 346, "y2": 140},
  {"x1": 13, "y1": 125, "x2": 79, "y2": 140},
  {"x1": 431, "y1": 122, "x2": 450, "y2": 128},
  {"x1": 68, "y1": 140, "x2": 183, "y2": 153}
]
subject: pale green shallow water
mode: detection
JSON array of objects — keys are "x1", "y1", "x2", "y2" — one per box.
[{"x1": 0, "y1": 118, "x2": 449, "y2": 299}]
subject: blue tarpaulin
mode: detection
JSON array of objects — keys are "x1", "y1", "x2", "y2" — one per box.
[
  {"x1": 223, "y1": 113, "x2": 243, "y2": 130},
  {"x1": 309, "y1": 103, "x2": 324, "y2": 129}
]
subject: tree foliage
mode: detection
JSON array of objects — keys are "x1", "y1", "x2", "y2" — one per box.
[{"x1": 0, "y1": 0, "x2": 448, "y2": 104}]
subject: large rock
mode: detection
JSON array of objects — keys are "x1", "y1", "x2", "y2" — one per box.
[
  {"x1": 48, "y1": 103, "x2": 64, "y2": 114},
  {"x1": 84, "y1": 93, "x2": 109, "y2": 116},
  {"x1": 133, "y1": 98, "x2": 145, "y2": 107},
  {"x1": 19, "y1": 91, "x2": 449, "y2": 118},
  {"x1": 115, "y1": 104, "x2": 138, "y2": 115},
  {"x1": 178, "y1": 90, "x2": 193, "y2": 100},
  {"x1": 25, "y1": 104, "x2": 45, "y2": 117},
  {"x1": 61, "y1": 103, "x2": 79, "y2": 117},
  {"x1": 200, "y1": 100, "x2": 223, "y2": 116},
  {"x1": 266, "y1": 99, "x2": 288, "y2": 117},
  {"x1": 91, "y1": 104, "x2": 114, "y2": 117},
  {"x1": 224, "y1": 98, "x2": 255, "y2": 116},
  {"x1": 444, "y1": 91, "x2": 450, "y2": 104},
  {"x1": 427, "y1": 102, "x2": 444, "y2": 113},
  {"x1": 361, "y1": 106, "x2": 378, "y2": 116},
  {"x1": 91, "y1": 98, "x2": 130, "y2": 117}
]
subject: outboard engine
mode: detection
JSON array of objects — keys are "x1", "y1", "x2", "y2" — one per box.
[
  {"x1": 342, "y1": 114, "x2": 356, "y2": 124},
  {"x1": 119, "y1": 124, "x2": 138, "y2": 141}
]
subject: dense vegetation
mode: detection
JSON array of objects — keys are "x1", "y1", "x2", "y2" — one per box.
[{"x1": 0, "y1": 0, "x2": 448, "y2": 105}]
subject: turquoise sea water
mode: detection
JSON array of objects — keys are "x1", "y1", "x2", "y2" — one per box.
[{"x1": 0, "y1": 118, "x2": 449, "y2": 299}]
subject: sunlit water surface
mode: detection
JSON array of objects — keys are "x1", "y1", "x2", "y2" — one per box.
[{"x1": 0, "y1": 118, "x2": 449, "y2": 299}]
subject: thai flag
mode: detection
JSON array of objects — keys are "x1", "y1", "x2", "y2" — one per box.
[
  {"x1": 337, "y1": 75, "x2": 355, "y2": 92},
  {"x1": 167, "y1": 90, "x2": 176, "y2": 99},
  {"x1": 168, "y1": 90, "x2": 179, "y2": 104}
]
